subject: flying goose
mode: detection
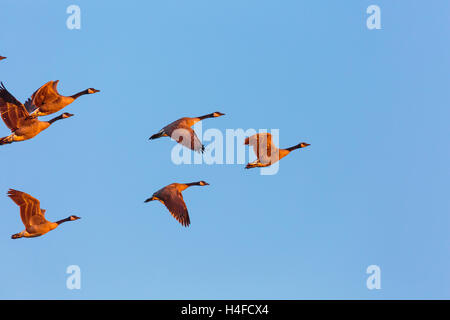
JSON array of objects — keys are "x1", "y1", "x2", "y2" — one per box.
[
  {"x1": 0, "y1": 83, "x2": 74, "y2": 145},
  {"x1": 7, "y1": 189, "x2": 80, "y2": 239},
  {"x1": 24, "y1": 80, "x2": 100, "y2": 118},
  {"x1": 144, "y1": 181, "x2": 210, "y2": 227},
  {"x1": 149, "y1": 112, "x2": 225, "y2": 153},
  {"x1": 244, "y1": 133, "x2": 310, "y2": 169}
]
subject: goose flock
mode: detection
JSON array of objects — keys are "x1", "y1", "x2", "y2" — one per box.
[{"x1": 1, "y1": 55, "x2": 310, "y2": 237}]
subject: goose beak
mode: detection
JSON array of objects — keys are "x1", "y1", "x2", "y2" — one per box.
[{"x1": 144, "y1": 196, "x2": 157, "y2": 203}]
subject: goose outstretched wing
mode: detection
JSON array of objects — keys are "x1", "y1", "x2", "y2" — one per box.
[
  {"x1": 0, "y1": 83, "x2": 30, "y2": 132},
  {"x1": 7, "y1": 189, "x2": 47, "y2": 228},
  {"x1": 25, "y1": 80, "x2": 60, "y2": 113},
  {"x1": 245, "y1": 133, "x2": 277, "y2": 164},
  {"x1": 157, "y1": 186, "x2": 191, "y2": 227}
]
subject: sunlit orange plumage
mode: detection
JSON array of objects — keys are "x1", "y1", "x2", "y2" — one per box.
[
  {"x1": 7, "y1": 189, "x2": 81, "y2": 239},
  {"x1": 144, "y1": 181, "x2": 210, "y2": 227},
  {"x1": 0, "y1": 83, "x2": 74, "y2": 145},
  {"x1": 244, "y1": 133, "x2": 310, "y2": 169},
  {"x1": 24, "y1": 80, "x2": 100, "y2": 117},
  {"x1": 149, "y1": 112, "x2": 225, "y2": 153}
]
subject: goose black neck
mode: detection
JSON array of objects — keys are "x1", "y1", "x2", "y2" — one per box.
[
  {"x1": 197, "y1": 113, "x2": 215, "y2": 120},
  {"x1": 186, "y1": 182, "x2": 202, "y2": 187},
  {"x1": 48, "y1": 114, "x2": 65, "y2": 124},
  {"x1": 71, "y1": 89, "x2": 89, "y2": 100},
  {"x1": 55, "y1": 217, "x2": 71, "y2": 225},
  {"x1": 286, "y1": 143, "x2": 303, "y2": 152}
]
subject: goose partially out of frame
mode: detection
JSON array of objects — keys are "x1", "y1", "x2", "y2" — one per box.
[{"x1": 0, "y1": 83, "x2": 74, "y2": 145}]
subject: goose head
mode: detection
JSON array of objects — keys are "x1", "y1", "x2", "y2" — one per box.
[
  {"x1": 198, "y1": 181, "x2": 210, "y2": 186},
  {"x1": 87, "y1": 88, "x2": 100, "y2": 94},
  {"x1": 212, "y1": 112, "x2": 225, "y2": 117},
  {"x1": 0, "y1": 56, "x2": 6, "y2": 61},
  {"x1": 62, "y1": 113, "x2": 75, "y2": 119},
  {"x1": 299, "y1": 142, "x2": 311, "y2": 148},
  {"x1": 69, "y1": 215, "x2": 81, "y2": 221}
]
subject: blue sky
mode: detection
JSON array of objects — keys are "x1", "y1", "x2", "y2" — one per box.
[{"x1": 0, "y1": 0, "x2": 449, "y2": 299}]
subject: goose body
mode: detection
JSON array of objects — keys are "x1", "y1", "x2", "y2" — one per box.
[
  {"x1": 25, "y1": 80, "x2": 100, "y2": 117},
  {"x1": 149, "y1": 112, "x2": 225, "y2": 153},
  {"x1": 7, "y1": 189, "x2": 80, "y2": 239},
  {"x1": 144, "y1": 181, "x2": 209, "y2": 227},
  {"x1": 244, "y1": 133, "x2": 310, "y2": 169},
  {"x1": 0, "y1": 83, "x2": 73, "y2": 145}
]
